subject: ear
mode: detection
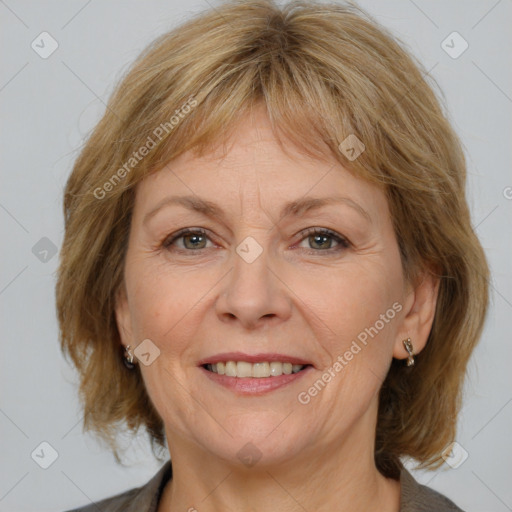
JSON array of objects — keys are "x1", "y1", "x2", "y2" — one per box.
[
  {"x1": 393, "y1": 270, "x2": 440, "y2": 360},
  {"x1": 115, "y1": 282, "x2": 134, "y2": 350}
]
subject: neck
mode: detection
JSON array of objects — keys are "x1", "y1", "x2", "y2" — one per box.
[{"x1": 158, "y1": 423, "x2": 401, "y2": 512}]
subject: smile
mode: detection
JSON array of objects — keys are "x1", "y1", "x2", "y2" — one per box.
[
  {"x1": 204, "y1": 361, "x2": 307, "y2": 378},
  {"x1": 199, "y1": 355, "x2": 313, "y2": 394}
]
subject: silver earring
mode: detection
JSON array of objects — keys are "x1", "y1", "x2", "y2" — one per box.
[
  {"x1": 123, "y1": 345, "x2": 135, "y2": 369},
  {"x1": 402, "y1": 338, "x2": 415, "y2": 367}
]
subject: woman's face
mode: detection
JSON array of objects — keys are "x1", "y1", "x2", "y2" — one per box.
[{"x1": 116, "y1": 107, "x2": 420, "y2": 469}]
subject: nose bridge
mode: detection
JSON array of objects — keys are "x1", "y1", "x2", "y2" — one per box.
[
  {"x1": 215, "y1": 226, "x2": 292, "y2": 328},
  {"x1": 233, "y1": 229, "x2": 272, "y2": 282}
]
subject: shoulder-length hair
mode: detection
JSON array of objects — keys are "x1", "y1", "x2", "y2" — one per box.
[{"x1": 56, "y1": 0, "x2": 489, "y2": 476}]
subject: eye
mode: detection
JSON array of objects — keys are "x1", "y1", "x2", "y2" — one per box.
[
  {"x1": 162, "y1": 227, "x2": 350, "y2": 254},
  {"x1": 163, "y1": 228, "x2": 214, "y2": 251},
  {"x1": 296, "y1": 228, "x2": 350, "y2": 253}
]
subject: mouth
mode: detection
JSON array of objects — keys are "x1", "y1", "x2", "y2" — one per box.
[
  {"x1": 197, "y1": 353, "x2": 313, "y2": 394},
  {"x1": 202, "y1": 361, "x2": 310, "y2": 377}
]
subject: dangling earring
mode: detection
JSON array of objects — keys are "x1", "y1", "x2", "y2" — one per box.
[
  {"x1": 402, "y1": 338, "x2": 415, "y2": 367},
  {"x1": 123, "y1": 345, "x2": 135, "y2": 369}
]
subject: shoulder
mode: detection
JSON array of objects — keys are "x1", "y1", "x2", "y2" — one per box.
[
  {"x1": 63, "y1": 486, "x2": 140, "y2": 512},
  {"x1": 66, "y1": 488, "x2": 140, "y2": 512},
  {"x1": 399, "y1": 467, "x2": 465, "y2": 512},
  {"x1": 62, "y1": 461, "x2": 173, "y2": 512}
]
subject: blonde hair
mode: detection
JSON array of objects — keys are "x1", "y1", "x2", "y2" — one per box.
[{"x1": 56, "y1": 0, "x2": 489, "y2": 476}]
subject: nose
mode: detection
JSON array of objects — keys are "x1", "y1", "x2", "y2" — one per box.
[{"x1": 215, "y1": 239, "x2": 293, "y2": 330}]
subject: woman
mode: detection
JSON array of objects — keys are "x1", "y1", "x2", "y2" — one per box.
[{"x1": 57, "y1": 0, "x2": 489, "y2": 510}]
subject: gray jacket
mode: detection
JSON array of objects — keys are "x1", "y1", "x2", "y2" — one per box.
[{"x1": 63, "y1": 460, "x2": 464, "y2": 512}]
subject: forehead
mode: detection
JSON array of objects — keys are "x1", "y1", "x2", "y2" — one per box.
[{"x1": 132, "y1": 106, "x2": 387, "y2": 222}]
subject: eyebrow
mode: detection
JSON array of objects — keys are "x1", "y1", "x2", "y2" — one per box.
[{"x1": 143, "y1": 194, "x2": 371, "y2": 226}]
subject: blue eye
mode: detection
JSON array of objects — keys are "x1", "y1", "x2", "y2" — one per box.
[
  {"x1": 163, "y1": 227, "x2": 350, "y2": 253},
  {"x1": 296, "y1": 228, "x2": 350, "y2": 252},
  {"x1": 163, "y1": 228, "x2": 212, "y2": 250}
]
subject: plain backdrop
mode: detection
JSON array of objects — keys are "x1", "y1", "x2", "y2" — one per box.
[{"x1": 1, "y1": 0, "x2": 511, "y2": 511}]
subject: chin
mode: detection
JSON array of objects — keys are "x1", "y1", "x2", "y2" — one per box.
[{"x1": 201, "y1": 417, "x2": 315, "y2": 468}]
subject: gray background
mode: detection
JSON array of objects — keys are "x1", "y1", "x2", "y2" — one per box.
[{"x1": 1, "y1": 0, "x2": 511, "y2": 510}]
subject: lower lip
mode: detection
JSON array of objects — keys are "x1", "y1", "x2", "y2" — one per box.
[{"x1": 199, "y1": 365, "x2": 313, "y2": 394}]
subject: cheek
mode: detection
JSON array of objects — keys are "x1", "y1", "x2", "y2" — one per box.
[
  {"x1": 125, "y1": 256, "x2": 217, "y2": 359},
  {"x1": 124, "y1": 260, "x2": 182, "y2": 338},
  {"x1": 295, "y1": 259, "x2": 403, "y2": 364}
]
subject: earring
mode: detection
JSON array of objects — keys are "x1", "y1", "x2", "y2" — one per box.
[
  {"x1": 123, "y1": 345, "x2": 136, "y2": 369},
  {"x1": 402, "y1": 338, "x2": 415, "y2": 367}
]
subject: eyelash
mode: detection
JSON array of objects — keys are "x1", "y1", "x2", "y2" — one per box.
[{"x1": 162, "y1": 227, "x2": 350, "y2": 255}]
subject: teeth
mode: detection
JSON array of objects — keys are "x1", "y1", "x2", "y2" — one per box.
[
  {"x1": 207, "y1": 361, "x2": 306, "y2": 378},
  {"x1": 270, "y1": 362, "x2": 282, "y2": 376},
  {"x1": 237, "y1": 361, "x2": 252, "y2": 377},
  {"x1": 225, "y1": 361, "x2": 237, "y2": 377},
  {"x1": 252, "y1": 362, "x2": 270, "y2": 377}
]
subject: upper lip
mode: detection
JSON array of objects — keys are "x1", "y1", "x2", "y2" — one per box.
[{"x1": 197, "y1": 352, "x2": 313, "y2": 367}]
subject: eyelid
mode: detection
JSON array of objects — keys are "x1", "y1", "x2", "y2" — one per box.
[
  {"x1": 162, "y1": 227, "x2": 212, "y2": 248},
  {"x1": 297, "y1": 227, "x2": 350, "y2": 247},
  {"x1": 293, "y1": 227, "x2": 351, "y2": 254},
  {"x1": 162, "y1": 226, "x2": 351, "y2": 253}
]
